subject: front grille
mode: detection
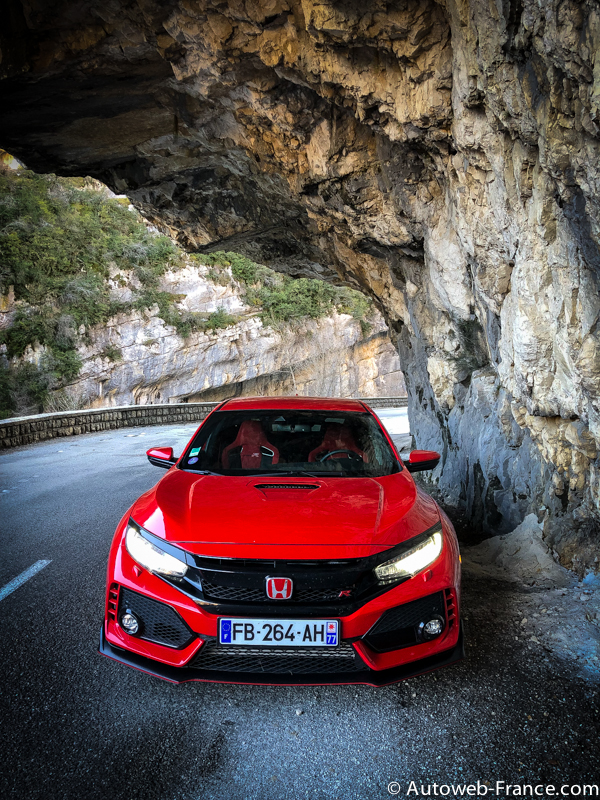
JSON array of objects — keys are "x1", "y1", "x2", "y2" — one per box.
[
  {"x1": 202, "y1": 582, "x2": 264, "y2": 603},
  {"x1": 189, "y1": 641, "x2": 362, "y2": 674},
  {"x1": 295, "y1": 587, "x2": 343, "y2": 602},
  {"x1": 165, "y1": 524, "x2": 442, "y2": 615},
  {"x1": 202, "y1": 580, "x2": 346, "y2": 604},
  {"x1": 118, "y1": 587, "x2": 195, "y2": 649},
  {"x1": 363, "y1": 592, "x2": 445, "y2": 653}
]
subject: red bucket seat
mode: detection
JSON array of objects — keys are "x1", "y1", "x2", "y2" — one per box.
[
  {"x1": 221, "y1": 420, "x2": 279, "y2": 469},
  {"x1": 308, "y1": 423, "x2": 366, "y2": 463}
]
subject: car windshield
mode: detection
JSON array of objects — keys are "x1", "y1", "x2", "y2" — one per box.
[{"x1": 179, "y1": 409, "x2": 400, "y2": 477}]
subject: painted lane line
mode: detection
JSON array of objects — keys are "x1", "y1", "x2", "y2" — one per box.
[{"x1": 0, "y1": 560, "x2": 52, "y2": 601}]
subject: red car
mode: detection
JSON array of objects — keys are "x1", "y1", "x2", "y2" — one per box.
[{"x1": 99, "y1": 397, "x2": 463, "y2": 685}]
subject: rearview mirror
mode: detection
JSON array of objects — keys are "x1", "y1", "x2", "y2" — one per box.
[
  {"x1": 405, "y1": 450, "x2": 441, "y2": 473},
  {"x1": 146, "y1": 447, "x2": 177, "y2": 469}
]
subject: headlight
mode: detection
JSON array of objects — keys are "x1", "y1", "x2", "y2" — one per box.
[
  {"x1": 374, "y1": 528, "x2": 443, "y2": 582},
  {"x1": 125, "y1": 521, "x2": 188, "y2": 578}
]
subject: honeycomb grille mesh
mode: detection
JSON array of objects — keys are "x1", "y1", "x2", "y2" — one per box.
[
  {"x1": 189, "y1": 641, "x2": 362, "y2": 674},
  {"x1": 367, "y1": 592, "x2": 445, "y2": 636},
  {"x1": 202, "y1": 581, "x2": 348, "y2": 604},
  {"x1": 118, "y1": 587, "x2": 194, "y2": 649}
]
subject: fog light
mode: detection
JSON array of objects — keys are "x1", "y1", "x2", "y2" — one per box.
[
  {"x1": 424, "y1": 618, "x2": 443, "y2": 635},
  {"x1": 418, "y1": 615, "x2": 445, "y2": 641},
  {"x1": 120, "y1": 611, "x2": 140, "y2": 635}
]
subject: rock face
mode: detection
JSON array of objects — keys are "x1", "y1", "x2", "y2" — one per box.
[
  {"x1": 59, "y1": 264, "x2": 405, "y2": 407},
  {"x1": 1, "y1": 0, "x2": 599, "y2": 568}
]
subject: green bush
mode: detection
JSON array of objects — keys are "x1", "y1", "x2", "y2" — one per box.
[
  {"x1": 200, "y1": 251, "x2": 271, "y2": 285},
  {"x1": 101, "y1": 345, "x2": 123, "y2": 362},
  {"x1": 0, "y1": 169, "x2": 181, "y2": 394},
  {"x1": 132, "y1": 288, "x2": 238, "y2": 339},
  {"x1": 45, "y1": 347, "x2": 82, "y2": 382},
  {"x1": 0, "y1": 171, "x2": 180, "y2": 299},
  {"x1": 200, "y1": 251, "x2": 373, "y2": 326},
  {"x1": 359, "y1": 319, "x2": 372, "y2": 337},
  {"x1": 171, "y1": 307, "x2": 237, "y2": 338},
  {"x1": 205, "y1": 267, "x2": 231, "y2": 286},
  {"x1": 203, "y1": 307, "x2": 237, "y2": 332},
  {"x1": 0, "y1": 360, "x2": 53, "y2": 418}
]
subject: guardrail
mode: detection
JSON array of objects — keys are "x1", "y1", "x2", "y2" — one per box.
[{"x1": 0, "y1": 396, "x2": 408, "y2": 449}]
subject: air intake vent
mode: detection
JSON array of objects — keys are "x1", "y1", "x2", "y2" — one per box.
[
  {"x1": 189, "y1": 641, "x2": 361, "y2": 674},
  {"x1": 255, "y1": 484, "x2": 319, "y2": 490},
  {"x1": 107, "y1": 583, "x2": 119, "y2": 621},
  {"x1": 444, "y1": 588, "x2": 457, "y2": 630},
  {"x1": 118, "y1": 587, "x2": 195, "y2": 649},
  {"x1": 363, "y1": 592, "x2": 445, "y2": 653}
]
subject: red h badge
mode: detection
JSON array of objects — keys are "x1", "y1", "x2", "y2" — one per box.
[{"x1": 266, "y1": 577, "x2": 293, "y2": 600}]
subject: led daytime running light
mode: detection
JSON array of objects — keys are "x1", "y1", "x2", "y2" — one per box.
[
  {"x1": 125, "y1": 523, "x2": 188, "y2": 578},
  {"x1": 375, "y1": 530, "x2": 443, "y2": 582}
]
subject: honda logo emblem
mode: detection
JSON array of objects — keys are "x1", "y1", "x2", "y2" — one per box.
[{"x1": 265, "y1": 577, "x2": 293, "y2": 600}]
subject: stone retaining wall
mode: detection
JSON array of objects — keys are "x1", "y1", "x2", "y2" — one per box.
[
  {"x1": 363, "y1": 397, "x2": 408, "y2": 409},
  {"x1": 0, "y1": 397, "x2": 407, "y2": 449}
]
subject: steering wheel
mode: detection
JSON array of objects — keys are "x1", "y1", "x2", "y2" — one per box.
[{"x1": 319, "y1": 449, "x2": 363, "y2": 462}]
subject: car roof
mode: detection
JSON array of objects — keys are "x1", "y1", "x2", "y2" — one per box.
[{"x1": 219, "y1": 396, "x2": 369, "y2": 412}]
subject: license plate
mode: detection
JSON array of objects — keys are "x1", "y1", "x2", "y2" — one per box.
[{"x1": 218, "y1": 618, "x2": 339, "y2": 647}]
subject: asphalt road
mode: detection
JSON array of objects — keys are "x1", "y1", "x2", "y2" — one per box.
[{"x1": 0, "y1": 419, "x2": 598, "y2": 800}]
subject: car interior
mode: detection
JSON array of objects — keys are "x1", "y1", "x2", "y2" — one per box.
[{"x1": 182, "y1": 411, "x2": 399, "y2": 476}]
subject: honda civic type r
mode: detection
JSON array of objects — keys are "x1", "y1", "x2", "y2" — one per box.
[{"x1": 99, "y1": 396, "x2": 463, "y2": 685}]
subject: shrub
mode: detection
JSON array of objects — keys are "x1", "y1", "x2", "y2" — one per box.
[
  {"x1": 0, "y1": 168, "x2": 180, "y2": 389},
  {"x1": 359, "y1": 319, "x2": 372, "y2": 337},
  {"x1": 204, "y1": 307, "x2": 237, "y2": 332},
  {"x1": 101, "y1": 345, "x2": 123, "y2": 362},
  {"x1": 199, "y1": 251, "x2": 270, "y2": 285},
  {"x1": 0, "y1": 360, "x2": 53, "y2": 418},
  {"x1": 206, "y1": 267, "x2": 231, "y2": 286},
  {"x1": 45, "y1": 347, "x2": 82, "y2": 383},
  {"x1": 198, "y1": 251, "x2": 373, "y2": 326}
]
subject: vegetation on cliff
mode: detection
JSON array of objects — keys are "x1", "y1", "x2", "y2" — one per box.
[
  {"x1": 0, "y1": 169, "x2": 373, "y2": 418},
  {"x1": 199, "y1": 252, "x2": 372, "y2": 328},
  {"x1": 0, "y1": 169, "x2": 183, "y2": 416}
]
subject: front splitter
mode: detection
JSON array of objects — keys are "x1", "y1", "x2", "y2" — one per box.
[{"x1": 99, "y1": 625, "x2": 465, "y2": 687}]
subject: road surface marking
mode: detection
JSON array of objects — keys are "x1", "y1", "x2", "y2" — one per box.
[{"x1": 0, "y1": 560, "x2": 52, "y2": 601}]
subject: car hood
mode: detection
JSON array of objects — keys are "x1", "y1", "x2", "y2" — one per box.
[{"x1": 131, "y1": 469, "x2": 439, "y2": 559}]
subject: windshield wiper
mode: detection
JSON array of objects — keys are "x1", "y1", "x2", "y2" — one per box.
[
  {"x1": 250, "y1": 470, "x2": 345, "y2": 478},
  {"x1": 181, "y1": 469, "x2": 352, "y2": 478},
  {"x1": 180, "y1": 468, "x2": 222, "y2": 475}
]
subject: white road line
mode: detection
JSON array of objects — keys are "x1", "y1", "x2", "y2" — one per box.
[{"x1": 0, "y1": 560, "x2": 52, "y2": 601}]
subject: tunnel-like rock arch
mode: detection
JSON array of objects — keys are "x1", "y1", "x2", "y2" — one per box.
[{"x1": 1, "y1": 0, "x2": 599, "y2": 569}]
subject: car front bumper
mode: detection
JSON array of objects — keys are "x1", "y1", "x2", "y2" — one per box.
[
  {"x1": 101, "y1": 511, "x2": 463, "y2": 684},
  {"x1": 99, "y1": 622, "x2": 464, "y2": 686}
]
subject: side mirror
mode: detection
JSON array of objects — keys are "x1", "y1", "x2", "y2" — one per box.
[
  {"x1": 405, "y1": 450, "x2": 441, "y2": 473},
  {"x1": 146, "y1": 447, "x2": 177, "y2": 469}
]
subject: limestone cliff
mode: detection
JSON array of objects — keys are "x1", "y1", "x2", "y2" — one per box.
[
  {"x1": 1, "y1": 0, "x2": 599, "y2": 568},
  {"x1": 63, "y1": 263, "x2": 405, "y2": 408}
]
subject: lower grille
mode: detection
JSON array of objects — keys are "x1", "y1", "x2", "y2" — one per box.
[
  {"x1": 202, "y1": 581, "x2": 346, "y2": 604},
  {"x1": 118, "y1": 587, "x2": 195, "y2": 649},
  {"x1": 188, "y1": 641, "x2": 362, "y2": 674},
  {"x1": 363, "y1": 592, "x2": 445, "y2": 653}
]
